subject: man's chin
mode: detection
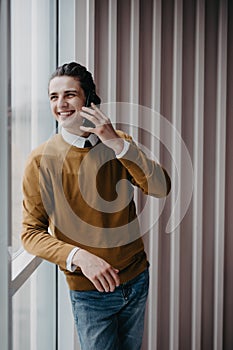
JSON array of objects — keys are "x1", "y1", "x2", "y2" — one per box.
[
  {"x1": 59, "y1": 119, "x2": 82, "y2": 135},
  {"x1": 59, "y1": 115, "x2": 78, "y2": 126}
]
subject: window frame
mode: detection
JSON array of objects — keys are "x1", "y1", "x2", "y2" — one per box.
[{"x1": 0, "y1": 0, "x2": 11, "y2": 349}]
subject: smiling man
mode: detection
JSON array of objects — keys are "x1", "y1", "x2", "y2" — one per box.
[{"x1": 21, "y1": 62, "x2": 171, "y2": 350}]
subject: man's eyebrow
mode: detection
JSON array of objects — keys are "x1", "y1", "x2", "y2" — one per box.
[
  {"x1": 49, "y1": 91, "x2": 57, "y2": 96},
  {"x1": 64, "y1": 89, "x2": 79, "y2": 94},
  {"x1": 49, "y1": 89, "x2": 79, "y2": 96}
]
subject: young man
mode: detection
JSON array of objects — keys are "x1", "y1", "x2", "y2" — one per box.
[{"x1": 21, "y1": 62, "x2": 171, "y2": 349}]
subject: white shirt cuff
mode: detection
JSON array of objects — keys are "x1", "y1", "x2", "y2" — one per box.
[
  {"x1": 66, "y1": 247, "x2": 80, "y2": 272},
  {"x1": 115, "y1": 140, "x2": 130, "y2": 158}
]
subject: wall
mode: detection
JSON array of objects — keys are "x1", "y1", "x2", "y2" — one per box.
[{"x1": 59, "y1": 0, "x2": 233, "y2": 349}]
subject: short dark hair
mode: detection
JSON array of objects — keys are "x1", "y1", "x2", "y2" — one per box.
[{"x1": 49, "y1": 62, "x2": 101, "y2": 106}]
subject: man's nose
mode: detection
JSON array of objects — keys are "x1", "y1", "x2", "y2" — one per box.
[{"x1": 57, "y1": 96, "x2": 68, "y2": 108}]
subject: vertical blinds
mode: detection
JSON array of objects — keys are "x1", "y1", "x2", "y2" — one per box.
[{"x1": 69, "y1": 0, "x2": 232, "y2": 349}]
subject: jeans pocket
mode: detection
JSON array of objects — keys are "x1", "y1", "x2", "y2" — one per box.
[{"x1": 130, "y1": 268, "x2": 149, "y2": 299}]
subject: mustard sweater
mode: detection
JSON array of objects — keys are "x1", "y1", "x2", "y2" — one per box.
[{"x1": 21, "y1": 131, "x2": 171, "y2": 290}]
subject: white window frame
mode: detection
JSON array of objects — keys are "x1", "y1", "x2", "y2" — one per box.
[{"x1": 0, "y1": 1, "x2": 11, "y2": 349}]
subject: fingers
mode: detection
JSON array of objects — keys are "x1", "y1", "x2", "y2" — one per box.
[
  {"x1": 85, "y1": 103, "x2": 109, "y2": 121},
  {"x1": 79, "y1": 103, "x2": 121, "y2": 147},
  {"x1": 91, "y1": 278, "x2": 105, "y2": 293},
  {"x1": 95, "y1": 274, "x2": 114, "y2": 293},
  {"x1": 74, "y1": 250, "x2": 120, "y2": 293},
  {"x1": 80, "y1": 103, "x2": 109, "y2": 126},
  {"x1": 92, "y1": 268, "x2": 120, "y2": 293},
  {"x1": 106, "y1": 268, "x2": 120, "y2": 292},
  {"x1": 79, "y1": 125, "x2": 94, "y2": 133},
  {"x1": 109, "y1": 268, "x2": 120, "y2": 288},
  {"x1": 79, "y1": 111, "x2": 104, "y2": 131}
]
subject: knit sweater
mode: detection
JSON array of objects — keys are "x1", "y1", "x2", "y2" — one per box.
[{"x1": 21, "y1": 131, "x2": 171, "y2": 290}]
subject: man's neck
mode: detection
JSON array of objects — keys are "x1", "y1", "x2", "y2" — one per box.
[{"x1": 62, "y1": 127, "x2": 90, "y2": 138}]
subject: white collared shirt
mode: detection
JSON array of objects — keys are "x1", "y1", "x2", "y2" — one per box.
[{"x1": 61, "y1": 127, "x2": 99, "y2": 148}]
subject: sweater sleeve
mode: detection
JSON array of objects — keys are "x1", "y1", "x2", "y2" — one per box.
[
  {"x1": 117, "y1": 133, "x2": 171, "y2": 198},
  {"x1": 21, "y1": 153, "x2": 76, "y2": 270}
]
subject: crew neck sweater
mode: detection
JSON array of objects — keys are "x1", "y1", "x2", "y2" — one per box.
[{"x1": 21, "y1": 131, "x2": 171, "y2": 290}]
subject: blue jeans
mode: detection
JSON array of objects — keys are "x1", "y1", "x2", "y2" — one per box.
[{"x1": 70, "y1": 268, "x2": 149, "y2": 350}]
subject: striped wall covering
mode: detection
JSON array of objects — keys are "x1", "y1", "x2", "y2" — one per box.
[{"x1": 59, "y1": 0, "x2": 233, "y2": 349}]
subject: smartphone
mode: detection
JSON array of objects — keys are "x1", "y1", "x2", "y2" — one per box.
[{"x1": 82, "y1": 91, "x2": 96, "y2": 128}]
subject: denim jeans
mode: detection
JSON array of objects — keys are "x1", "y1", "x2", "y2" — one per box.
[{"x1": 70, "y1": 268, "x2": 149, "y2": 350}]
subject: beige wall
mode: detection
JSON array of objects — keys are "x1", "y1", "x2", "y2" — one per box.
[{"x1": 59, "y1": 0, "x2": 233, "y2": 349}]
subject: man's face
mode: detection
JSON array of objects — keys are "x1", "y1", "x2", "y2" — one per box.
[{"x1": 49, "y1": 75, "x2": 86, "y2": 135}]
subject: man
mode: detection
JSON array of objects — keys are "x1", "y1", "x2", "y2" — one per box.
[{"x1": 21, "y1": 62, "x2": 171, "y2": 349}]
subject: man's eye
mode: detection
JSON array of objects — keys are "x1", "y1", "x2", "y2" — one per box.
[
  {"x1": 67, "y1": 93, "x2": 75, "y2": 97},
  {"x1": 50, "y1": 95, "x2": 57, "y2": 101}
]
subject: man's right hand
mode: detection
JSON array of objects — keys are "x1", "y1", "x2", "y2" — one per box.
[{"x1": 72, "y1": 249, "x2": 120, "y2": 292}]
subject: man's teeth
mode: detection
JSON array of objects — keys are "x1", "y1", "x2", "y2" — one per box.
[{"x1": 59, "y1": 111, "x2": 74, "y2": 116}]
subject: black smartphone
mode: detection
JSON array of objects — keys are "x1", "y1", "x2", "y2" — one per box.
[{"x1": 82, "y1": 91, "x2": 96, "y2": 128}]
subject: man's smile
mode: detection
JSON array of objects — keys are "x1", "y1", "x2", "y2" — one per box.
[{"x1": 58, "y1": 110, "x2": 76, "y2": 118}]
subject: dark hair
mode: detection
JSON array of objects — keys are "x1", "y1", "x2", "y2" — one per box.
[{"x1": 49, "y1": 62, "x2": 101, "y2": 106}]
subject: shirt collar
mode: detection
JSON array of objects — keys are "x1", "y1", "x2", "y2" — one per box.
[{"x1": 61, "y1": 128, "x2": 99, "y2": 148}]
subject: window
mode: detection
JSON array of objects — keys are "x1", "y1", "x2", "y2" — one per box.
[
  {"x1": 11, "y1": 0, "x2": 57, "y2": 255},
  {"x1": 8, "y1": 0, "x2": 58, "y2": 349}
]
